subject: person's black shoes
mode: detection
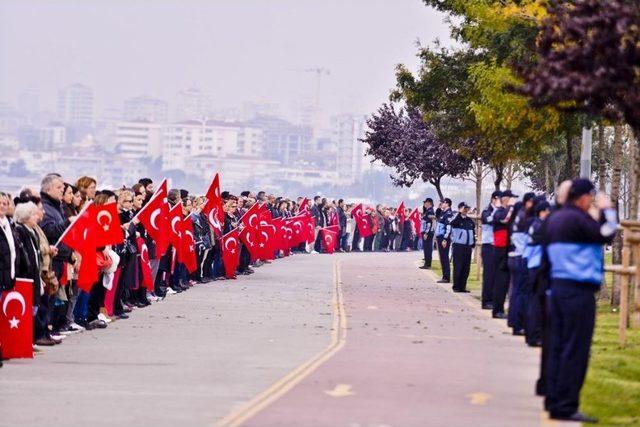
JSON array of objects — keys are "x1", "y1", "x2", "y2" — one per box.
[
  {"x1": 550, "y1": 412, "x2": 598, "y2": 424},
  {"x1": 492, "y1": 312, "x2": 507, "y2": 319},
  {"x1": 437, "y1": 279, "x2": 450, "y2": 283},
  {"x1": 453, "y1": 289, "x2": 470, "y2": 293},
  {"x1": 513, "y1": 328, "x2": 525, "y2": 336},
  {"x1": 481, "y1": 303, "x2": 493, "y2": 310},
  {"x1": 419, "y1": 265, "x2": 431, "y2": 270}
]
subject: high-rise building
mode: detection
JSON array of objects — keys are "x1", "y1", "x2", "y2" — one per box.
[
  {"x1": 174, "y1": 88, "x2": 212, "y2": 121},
  {"x1": 57, "y1": 83, "x2": 94, "y2": 130},
  {"x1": 39, "y1": 122, "x2": 67, "y2": 150},
  {"x1": 332, "y1": 114, "x2": 367, "y2": 184},
  {"x1": 123, "y1": 96, "x2": 168, "y2": 123},
  {"x1": 115, "y1": 121, "x2": 163, "y2": 160},
  {"x1": 249, "y1": 116, "x2": 313, "y2": 164}
]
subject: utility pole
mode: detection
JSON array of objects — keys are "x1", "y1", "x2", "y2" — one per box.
[{"x1": 580, "y1": 126, "x2": 593, "y2": 179}]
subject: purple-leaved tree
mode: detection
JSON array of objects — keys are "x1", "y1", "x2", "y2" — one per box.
[{"x1": 361, "y1": 104, "x2": 472, "y2": 200}]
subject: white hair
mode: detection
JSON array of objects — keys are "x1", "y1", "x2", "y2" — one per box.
[{"x1": 13, "y1": 201, "x2": 38, "y2": 224}]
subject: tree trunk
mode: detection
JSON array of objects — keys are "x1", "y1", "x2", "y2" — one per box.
[
  {"x1": 631, "y1": 134, "x2": 640, "y2": 220},
  {"x1": 474, "y1": 162, "x2": 483, "y2": 273},
  {"x1": 431, "y1": 177, "x2": 444, "y2": 201},
  {"x1": 544, "y1": 162, "x2": 551, "y2": 194},
  {"x1": 566, "y1": 132, "x2": 575, "y2": 179},
  {"x1": 598, "y1": 125, "x2": 607, "y2": 192},
  {"x1": 493, "y1": 164, "x2": 504, "y2": 191},
  {"x1": 610, "y1": 124, "x2": 623, "y2": 306}
]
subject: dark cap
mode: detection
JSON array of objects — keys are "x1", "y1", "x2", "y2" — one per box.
[
  {"x1": 458, "y1": 202, "x2": 470, "y2": 209},
  {"x1": 523, "y1": 192, "x2": 536, "y2": 203},
  {"x1": 569, "y1": 178, "x2": 596, "y2": 200},
  {"x1": 501, "y1": 190, "x2": 519, "y2": 198},
  {"x1": 443, "y1": 198, "x2": 452, "y2": 206},
  {"x1": 423, "y1": 197, "x2": 433, "y2": 204},
  {"x1": 180, "y1": 189, "x2": 189, "y2": 200},
  {"x1": 535, "y1": 201, "x2": 551, "y2": 215},
  {"x1": 491, "y1": 190, "x2": 502, "y2": 199}
]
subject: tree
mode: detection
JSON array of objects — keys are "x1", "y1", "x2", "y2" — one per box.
[
  {"x1": 361, "y1": 104, "x2": 472, "y2": 200},
  {"x1": 519, "y1": 0, "x2": 640, "y2": 135}
]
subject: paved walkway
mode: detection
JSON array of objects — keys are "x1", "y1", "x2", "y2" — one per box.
[{"x1": 0, "y1": 252, "x2": 568, "y2": 427}]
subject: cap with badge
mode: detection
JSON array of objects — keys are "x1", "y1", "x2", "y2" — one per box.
[
  {"x1": 491, "y1": 190, "x2": 502, "y2": 199},
  {"x1": 570, "y1": 178, "x2": 596, "y2": 199},
  {"x1": 443, "y1": 198, "x2": 452, "y2": 206},
  {"x1": 458, "y1": 202, "x2": 470, "y2": 209},
  {"x1": 500, "y1": 190, "x2": 519, "y2": 198}
]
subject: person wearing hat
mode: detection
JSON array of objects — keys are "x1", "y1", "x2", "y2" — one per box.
[
  {"x1": 419, "y1": 198, "x2": 436, "y2": 269},
  {"x1": 434, "y1": 198, "x2": 454, "y2": 283},
  {"x1": 449, "y1": 202, "x2": 476, "y2": 292},
  {"x1": 480, "y1": 191, "x2": 501, "y2": 309},
  {"x1": 490, "y1": 189, "x2": 518, "y2": 319},
  {"x1": 523, "y1": 197, "x2": 550, "y2": 348},
  {"x1": 542, "y1": 178, "x2": 616, "y2": 423},
  {"x1": 507, "y1": 192, "x2": 536, "y2": 335}
]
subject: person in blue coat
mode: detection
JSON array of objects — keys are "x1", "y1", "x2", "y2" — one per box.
[
  {"x1": 480, "y1": 191, "x2": 501, "y2": 309},
  {"x1": 449, "y1": 202, "x2": 476, "y2": 292},
  {"x1": 435, "y1": 198, "x2": 454, "y2": 283},
  {"x1": 543, "y1": 179, "x2": 616, "y2": 424},
  {"x1": 419, "y1": 198, "x2": 435, "y2": 269}
]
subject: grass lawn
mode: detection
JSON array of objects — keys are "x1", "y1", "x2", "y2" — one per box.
[{"x1": 427, "y1": 252, "x2": 640, "y2": 426}]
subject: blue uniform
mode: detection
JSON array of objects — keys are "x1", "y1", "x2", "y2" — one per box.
[
  {"x1": 508, "y1": 206, "x2": 529, "y2": 332},
  {"x1": 524, "y1": 216, "x2": 544, "y2": 346},
  {"x1": 449, "y1": 213, "x2": 476, "y2": 292},
  {"x1": 491, "y1": 204, "x2": 516, "y2": 316},
  {"x1": 543, "y1": 204, "x2": 616, "y2": 418},
  {"x1": 421, "y1": 207, "x2": 435, "y2": 268},
  {"x1": 480, "y1": 205, "x2": 496, "y2": 306},
  {"x1": 435, "y1": 208, "x2": 454, "y2": 281}
]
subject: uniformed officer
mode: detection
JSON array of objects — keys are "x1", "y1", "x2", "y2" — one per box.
[
  {"x1": 523, "y1": 198, "x2": 550, "y2": 347},
  {"x1": 449, "y1": 202, "x2": 475, "y2": 292},
  {"x1": 543, "y1": 179, "x2": 616, "y2": 423},
  {"x1": 480, "y1": 191, "x2": 501, "y2": 309},
  {"x1": 508, "y1": 192, "x2": 535, "y2": 335},
  {"x1": 491, "y1": 189, "x2": 518, "y2": 319},
  {"x1": 419, "y1": 198, "x2": 435, "y2": 269},
  {"x1": 435, "y1": 198, "x2": 454, "y2": 283}
]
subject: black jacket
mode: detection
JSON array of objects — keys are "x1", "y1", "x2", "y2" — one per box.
[
  {"x1": 40, "y1": 192, "x2": 72, "y2": 262},
  {"x1": 0, "y1": 219, "x2": 20, "y2": 291},
  {"x1": 15, "y1": 224, "x2": 41, "y2": 304}
]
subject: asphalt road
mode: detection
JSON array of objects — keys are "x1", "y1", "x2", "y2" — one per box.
[{"x1": 0, "y1": 252, "x2": 569, "y2": 427}]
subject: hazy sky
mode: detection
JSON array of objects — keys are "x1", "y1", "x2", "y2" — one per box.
[{"x1": 0, "y1": 0, "x2": 451, "y2": 117}]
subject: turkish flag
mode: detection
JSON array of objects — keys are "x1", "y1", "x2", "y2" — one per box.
[
  {"x1": 58, "y1": 202, "x2": 98, "y2": 291},
  {"x1": 321, "y1": 228, "x2": 338, "y2": 254},
  {"x1": 239, "y1": 225, "x2": 261, "y2": 261},
  {"x1": 240, "y1": 202, "x2": 264, "y2": 229},
  {"x1": 304, "y1": 213, "x2": 316, "y2": 244},
  {"x1": 258, "y1": 224, "x2": 276, "y2": 260},
  {"x1": 408, "y1": 208, "x2": 421, "y2": 236},
  {"x1": 202, "y1": 173, "x2": 224, "y2": 236},
  {"x1": 396, "y1": 201, "x2": 406, "y2": 223},
  {"x1": 352, "y1": 204, "x2": 373, "y2": 238},
  {"x1": 282, "y1": 219, "x2": 295, "y2": 250},
  {"x1": 0, "y1": 278, "x2": 33, "y2": 359},
  {"x1": 136, "y1": 237, "x2": 154, "y2": 290},
  {"x1": 258, "y1": 206, "x2": 273, "y2": 226},
  {"x1": 91, "y1": 203, "x2": 124, "y2": 247},
  {"x1": 135, "y1": 179, "x2": 170, "y2": 256},
  {"x1": 299, "y1": 197, "x2": 310, "y2": 213},
  {"x1": 289, "y1": 214, "x2": 307, "y2": 246},
  {"x1": 222, "y1": 228, "x2": 241, "y2": 278},
  {"x1": 168, "y1": 203, "x2": 183, "y2": 249},
  {"x1": 272, "y1": 217, "x2": 285, "y2": 251},
  {"x1": 179, "y1": 215, "x2": 198, "y2": 273}
]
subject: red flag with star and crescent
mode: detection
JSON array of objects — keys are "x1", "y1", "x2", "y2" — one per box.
[
  {"x1": 351, "y1": 203, "x2": 373, "y2": 238},
  {"x1": 239, "y1": 225, "x2": 261, "y2": 261},
  {"x1": 0, "y1": 278, "x2": 33, "y2": 359},
  {"x1": 299, "y1": 197, "x2": 310, "y2": 213},
  {"x1": 179, "y1": 215, "x2": 198, "y2": 273},
  {"x1": 222, "y1": 228, "x2": 241, "y2": 278},
  {"x1": 135, "y1": 179, "x2": 170, "y2": 256},
  {"x1": 168, "y1": 203, "x2": 183, "y2": 249},
  {"x1": 136, "y1": 237, "x2": 154, "y2": 290},
  {"x1": 408, "y1": 208, "x2": 421, "y2": 236},
  {"x1": 396, "y1": 201, "x2": 406, "y2": 223},
  {"x1": 92, "y1": 202, "x2": 124, "y2": 247},
  {"x1": 258, "y1": 224, "x2": 277, "y2": 260},
  {"x1": 320, "y1": 228, "x2": 338, "y2": 254},
  {"x1": 303, "y1": 213, "x2": 316, "y2": 244},
  {"x1": 202, "y1": 173, "x2": 224, "y2": 236}
]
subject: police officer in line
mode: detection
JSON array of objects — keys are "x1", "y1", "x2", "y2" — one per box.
[
  {"x1": 508, "y1": 192, "x2": 536, "y2": 335},
  {"x1": 449, "y1": 202, "x2": 476, "y2": 293},
  {"x1": 480, "y1": 191, "x2": 501, "y2": 310},
  {"x1": 419, "y1": 198, "x2": 435, "y2": 270},
  {"x1": 491, "y1": 190, "x2": 518, "y2": 319},
  {"x1": 435, "y1": 198, "x2": 454, "y2": 283},
  {"x1": 543, "y1": 179, "x2": 616, "y2": 424}
]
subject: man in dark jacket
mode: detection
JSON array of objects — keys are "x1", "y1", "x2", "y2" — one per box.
[
  {"x1": 337, "y1": 199, "x2": 347, "y2": 252},
  {"x1": 435, "y1": 198, "x2": 454, "y2": 283},
  {"x1": 0, "y1": 192, "x2": 19, "y2": 292},
  {"x1": 39, "y1": 174, "x2": 74, "y2": 280},
  {"x1": 491, "y1": 189, "x2": 518, "y2": 319},
  {"x1": 449, "y1": 202, "x2": 476, "y2": 292}
]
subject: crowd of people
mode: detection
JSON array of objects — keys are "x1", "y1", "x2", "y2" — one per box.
[
  {"x1": 423, "y1": 179, "x2": 617, "y2": 424},
  {"x1": 0, "y1": 173, "x2": 617, "y2": 423},
  {"x1": 0, "y1": 174, "x2": 424, "y2": 354}
]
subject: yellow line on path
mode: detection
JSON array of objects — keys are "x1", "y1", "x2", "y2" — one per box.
[{"x1": 213, "y1": 259, "x2": 348, "y2": 427}]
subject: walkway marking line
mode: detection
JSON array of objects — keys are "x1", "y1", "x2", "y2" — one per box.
[{"x1": 214, "y1": 259, "x2": 347, "y2": 427}]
